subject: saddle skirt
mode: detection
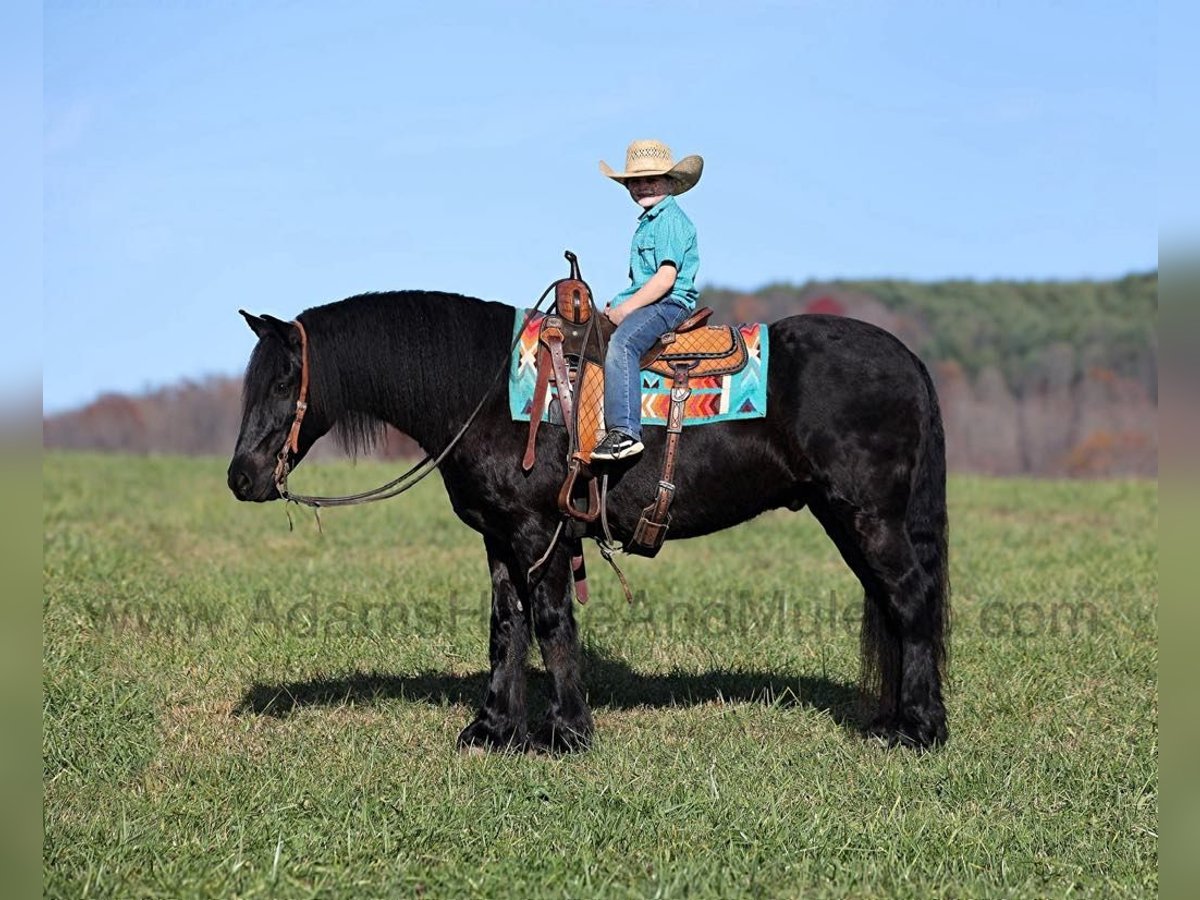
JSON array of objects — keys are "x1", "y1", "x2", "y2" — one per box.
[{"x1": 509, "y1": 311, "x2": 769, "y2": 437}]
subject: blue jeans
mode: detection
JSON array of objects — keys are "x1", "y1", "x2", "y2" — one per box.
[{"x1": 604, "y1": 301, "x2": 691, "y2": 439}]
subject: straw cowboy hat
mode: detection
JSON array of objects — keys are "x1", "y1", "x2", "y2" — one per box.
[{"x1": 599, "y1": 139, "x2": 704, "y2": 195}]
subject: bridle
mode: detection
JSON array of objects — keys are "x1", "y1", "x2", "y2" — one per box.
[
  {"x1": 265, "y1": 257, "x2": 633, "y2": 598},
  {"x1": 271, "y1": 318, "x2": 310, "y2": 492},
  {"x1": 269, "y1": 278, "x2": 560, "y2": 509}
]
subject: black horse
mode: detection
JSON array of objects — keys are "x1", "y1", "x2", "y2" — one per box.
[{"x1": 228, "y1": 291, "x2": 949, "y2": 751}]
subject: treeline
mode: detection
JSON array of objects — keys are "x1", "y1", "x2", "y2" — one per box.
[
  {"x1": 43, "y1": 377, "x2": 243, "y2": 457},
  {"x1": 699, "y1": 272, "x2": 1157, "y2": 476},
  {"x1": 703, "y1": 272, "x2": 1157, "y2": 401},
  {"x1": 42, "y1": 377, "x2": 419, "y2": 461},
  {"x1": 45, "y1": 273, "x2": 1157, "y2": 476}
]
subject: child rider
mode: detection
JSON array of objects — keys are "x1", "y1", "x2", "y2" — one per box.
[{"x1": 590, "y1": 139, "x2": 704, "y2": 461}]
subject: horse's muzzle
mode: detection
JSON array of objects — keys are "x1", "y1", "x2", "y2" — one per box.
[{"x1": 227, "y1": 457, "x2": 280, "y2": 502}]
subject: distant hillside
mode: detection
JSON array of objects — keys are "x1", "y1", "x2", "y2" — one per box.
[
  {"x1": 41, "y1": 376, "x2": 420, "y2": 462},
  {"x1": 703, "y1": 272, "x2": 1156, "y2": 397},
  {"x1": 44, "y1": 273, "x2": 1157, "y2": 477},
  {"x1": 701, "y1": 273, "x2": 1156, "y2": 476}
]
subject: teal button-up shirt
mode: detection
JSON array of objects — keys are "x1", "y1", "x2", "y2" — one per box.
[{"x1": 612, "y1": 195, "x2": 700, "y2": 311}]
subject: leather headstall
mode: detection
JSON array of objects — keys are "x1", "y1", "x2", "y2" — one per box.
[{"x1": 273, "y1": 318, "x2": 310, "y2": 490}]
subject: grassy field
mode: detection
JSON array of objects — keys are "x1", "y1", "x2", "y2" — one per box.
[{"x1": 43, "y1": 452, "x2": 1157, "y2": 898}]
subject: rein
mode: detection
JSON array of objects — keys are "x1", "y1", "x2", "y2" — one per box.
[
  {"x1": 269, "y1": 257, "x2": 634, "y2": 601},
  {"x1": 271, "y1": 278, "x2": 560, "y2": 509}
]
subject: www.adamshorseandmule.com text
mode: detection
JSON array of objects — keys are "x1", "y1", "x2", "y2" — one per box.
[{"x1": 75, "y1": 588, "x2": 1103, "y2": 643}]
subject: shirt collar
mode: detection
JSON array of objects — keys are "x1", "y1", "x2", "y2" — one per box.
[{"x1": 638, "y1": 194, "x2": 677, "y2": 221}]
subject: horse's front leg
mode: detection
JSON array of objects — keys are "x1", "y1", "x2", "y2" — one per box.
[
  {"x1": 457, "y1": 534, "x2": 531, "y2": 752},
  {"x1": 522, "y1": 534, "x2": 594, "y2": 753}
]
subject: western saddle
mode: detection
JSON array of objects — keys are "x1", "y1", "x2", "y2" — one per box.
[{"x1": 522, "y1": 252, "x2": 750, "y2": 558}]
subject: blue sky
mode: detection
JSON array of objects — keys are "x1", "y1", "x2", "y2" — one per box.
[{"x1": 38, "y1": 1, "x2": 1156, "y2": 414}]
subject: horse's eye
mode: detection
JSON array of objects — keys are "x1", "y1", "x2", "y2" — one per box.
[{"x1": 274, "y1": 380, "x2": 290, "y2": 397}]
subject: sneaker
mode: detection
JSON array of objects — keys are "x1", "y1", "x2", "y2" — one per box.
[{"x1": 590, "y1": 430, "x2": 644, "y2": 461}]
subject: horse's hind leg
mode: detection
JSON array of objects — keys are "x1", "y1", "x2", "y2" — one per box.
[
  {"x1": 811, "y1": 500, "x2": 948, "y2": 749},
  {"x1": 859, "y1": 513, "x2": 948, "y2": 748},
  {"x1": 457, "y1": 534, "x2": 531, "y2": 752}
]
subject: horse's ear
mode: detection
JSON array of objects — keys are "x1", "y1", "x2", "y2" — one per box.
[
  {"x1": 239, "y1": 310, "x2": 297, "y2": 346},
  {"x1": 240, "y1": 309, "x2": 271, "y2": 339},
  {"x1": 261, "y1": 314, "x2": 301, "y2": 348}
]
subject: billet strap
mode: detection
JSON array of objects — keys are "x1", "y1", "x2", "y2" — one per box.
[
  {"x1": 653, "y1": 365, "x2": 691, "y2": 519},
  {"x1": 627, "y1": 363, "x2": 692, "y2": 557}
]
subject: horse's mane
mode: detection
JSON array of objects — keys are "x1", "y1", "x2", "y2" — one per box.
[{"x1": 295, "y1": 290, "x2": 512, "y2": 457}]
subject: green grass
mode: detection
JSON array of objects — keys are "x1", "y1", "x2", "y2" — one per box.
[{"x1": 43, "y1": 453, "x2": 1157, "y2": 898}]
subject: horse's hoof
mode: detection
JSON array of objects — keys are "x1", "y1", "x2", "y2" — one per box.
[
  {"x1": 866, "y1": 714, "x2": 897, "y2": 743},
  {"x1": 867, "y1": 711, "x2": 947, "y2": 751},
  {"x1": 530, "y1": 718, "x2": 593, "y2": 755},
  {"x1": 456, "y1": 718, "x2": 527, "y2": 754}
]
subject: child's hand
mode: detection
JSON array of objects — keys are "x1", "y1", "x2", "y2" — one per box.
[{"x1": 606, "y1": 305, "x2": 628, "y2": 327}]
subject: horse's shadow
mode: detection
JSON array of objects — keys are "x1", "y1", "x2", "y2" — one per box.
[{"x1": 235, "y1": 645, "x2": 862, "y2": 733}]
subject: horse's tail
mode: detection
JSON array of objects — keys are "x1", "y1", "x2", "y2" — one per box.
[
  {"x1": 860, "y1": 354, "x2": 951, "y2": 716},
  {"x1": 907, "y1": 357, "x2": 950, "y2": 683}
]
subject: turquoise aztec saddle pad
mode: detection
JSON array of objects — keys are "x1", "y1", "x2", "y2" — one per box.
[{"x1": 508, "y1": 310, "x2": 769, "y2": 427}]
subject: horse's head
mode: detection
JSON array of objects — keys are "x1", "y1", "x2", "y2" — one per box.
[{"x1": 227, "y1": 311, "x2": 324, "y2": 502}]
